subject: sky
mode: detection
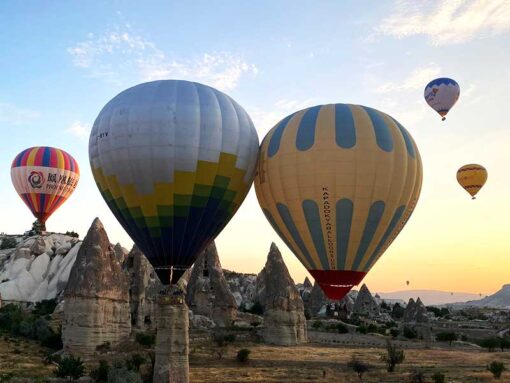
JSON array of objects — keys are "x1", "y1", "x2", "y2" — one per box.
[{"x1": 1, "y1": 1, "x2": 509, "y2": 295}]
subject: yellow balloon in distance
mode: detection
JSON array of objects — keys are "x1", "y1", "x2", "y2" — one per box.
[
  {"x1": 255, "y1": 104, "x2": 423, "y2": 300},
  {"x1": 456, "y1": 164, "x2": 487, "y2": 199}
]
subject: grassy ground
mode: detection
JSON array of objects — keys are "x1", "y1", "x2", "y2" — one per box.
[
  {"x1": 189, "y1": 342, "x2": 510, "y2": 382},
  {"x1": 2, "y1": 336, "x2": 510, "y2": 382}
]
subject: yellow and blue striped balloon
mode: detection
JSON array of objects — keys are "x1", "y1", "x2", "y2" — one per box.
[{"x1": 255, "y1": 104, "x2": 422, "y2": 300}]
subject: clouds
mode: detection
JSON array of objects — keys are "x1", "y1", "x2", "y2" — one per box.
[
  {"x1": 67, "y1": 26, "x2": 257, "y2": 91},
  {"x1": 377, "y1": 0, "x2": 510, "y2": 46},
  {"x1": 375, "y1": 63, "x2": 441, "y2": 94},
  {"x1": 65, "y1": 121, "x2": 90, "y2": 140},
  {"x1": 0, "y1": 102, "x2": 40, "y2": 125}
]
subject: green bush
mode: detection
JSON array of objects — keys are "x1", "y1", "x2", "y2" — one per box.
[
  {"x1": 432, "y1": 371, "x2": 446, "y2": 383},
  {"x1": 390, "y1": 328, "x2": 400, "y2": 338},
  {"x1": 236, "y1": 348, "x2": 251, "y2": 363},
  {"x1": 480, "y1": 337, "x2": 500, "y2": 352},
  {"x1": 357, "y1": 325, "x2": 367, "y2": 334},
  {"x1": 347, "y1": 357, "x2": 369, "y2": 381},
  {"x1": 0, "y1": 237, "x2": 17, "y2": 250},
  {"x1": 108, "y1": 362, "x2": 142, "y2": 383},
  {"x1": 403, "y1": 326, "x2": 417, "y2": 339},
  {"x1": 135, "y1": 332, "x2": 155, "y2": 347},
  {"x1": 335, "y1": 323, "x2": 349, "y2": 334},
  {"x1": 54, "y1": 355, "x2": 85, "y2": 380},
  {"x1": 435, "y1": 332, "x2": 458, "y2": 345},
  {"x1": 381, "y1": 341, "x2": 405, "y2": 372},
  {"x1": 126, "y1": 353, "x2": 146, "y2": 372},
  {"x1": 487, "y1": 361, "x2": 505, "y2": 379},
  {"x1": 90, "y1": 360, "x2": 110, "y2": 383},
  {"x1": 408, "y1": 370, "x2": 425, "y2": 383},
  {"x1": 33, "y1": 299, "x2": 58, "y2": 317},
  {"x1": 391, "y1": 303, "x2": 405, "y2": 319},
  {"x1": 312, "y1": 320, "x2": 323, "y2": 330}
]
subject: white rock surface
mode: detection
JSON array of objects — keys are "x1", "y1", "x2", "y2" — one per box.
[{"x1": 0, "y1": 234, "x2": 80, "y2": 302}]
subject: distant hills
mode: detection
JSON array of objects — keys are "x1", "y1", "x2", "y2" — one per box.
[
  {"x1": 460, "y1": 284, "x2": 510, "y2": 308},
  {"x1": 377, "y1": 290, "x2": 480, "y2": 306}
]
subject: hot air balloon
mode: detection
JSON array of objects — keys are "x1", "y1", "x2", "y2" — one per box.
[
  {"x1": 11, "y1": 146, "x2": 80, "y2": 231},
  {"x1": 406, "y1": 280, "x2": 410, "y2": 286},
  {"x1": 457, "y1": 164, "x2": 487, "y2": 199},
  {"x1": 255, "y1": 104, "x2": 422, "y2": 300},
  {"x1": 89, "y1": 80, "x2": 259, "y2": 285},
  {"x1": 424, "y1": 78, "x2": 460, "y2": 121}
]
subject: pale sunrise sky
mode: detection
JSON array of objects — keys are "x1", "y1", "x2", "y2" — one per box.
[{"x1": 1, "y1": 1, "x2": 509, "y2": 295}]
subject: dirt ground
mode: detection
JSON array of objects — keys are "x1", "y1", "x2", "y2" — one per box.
[
  {"x1": 2, "y1": 337, "x2": 510, "y2": 382},
  {"x1": 189, "y1": 342, "x2": 510, "y2": 383}
]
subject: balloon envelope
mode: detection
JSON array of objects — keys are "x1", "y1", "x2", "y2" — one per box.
[
  {"x1": 424, "y1": 78, "x2": 460, "y2": 120},
  {"x1": 457, "y1": 164, "x2": 487, "y2": 199},
  {"x1": 89, "y1": 80, "x2": 259, "y2": 285},
  {"x1": 255, "y1": 104, "x2": 422, "y2": 300},
  {"x1": 11, "y1": 146, "x2": 80, "y2": 227}
]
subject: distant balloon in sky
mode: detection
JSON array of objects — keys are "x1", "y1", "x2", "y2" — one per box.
[
  {"x1": 255, "y1": 103, "x2": 423, "y2": 300},
  {"x1": 89, "y1": 80, "x2": 259, "y2": 285},
  {"x1": 424, "y1": 78, "x2": 460, "y2": 121},
  {"x1": 11, "y1": 146, "x2": 80, "y2": 231},
  {"x1": 406, "y1": 280, "x2": 410, "y2": 286},
  {"x1": 457, "y1": 164, "x2": 487, "y2": 199}
]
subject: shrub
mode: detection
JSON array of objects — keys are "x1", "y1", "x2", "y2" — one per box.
[
  {"x1": 96, "y1": 341, "x2": 111, "y2": 353},
  {"x1": 381, "y1": 340, "x2": 405, "y2": 372},
  {"x1": 435, "y1": 332, "x2": 458, "y2": 345},
  {"x1": 432, "y1": 371, "x2": 446, "y2": 383},
  {"x1": 40, "y1": 330, "x2": 63, "y2": 350},
  {"x1": 480, "y1": 337, "x2": 500, "y2": 352},
  {"x1": 65, "y1": 231, "x2": 79, "y2": 238},
  {"x1": 391, "y1": 303, "x2": 405, "y2": 319},
  {"x1": 408, "y1": 370, "x2": 425, "y2": 383},
  {"x1": 0, "y1": 237, "x2": 17, "y2": 250},
  {"x1": 312, "y1": 320, "x2": 323, "y2": 330},
  {"x1": 236, "y1": 348, "x2": 251, "y2": 363},
  {"x1": 390, "y1": 328, "x2": 400, "y2": 338},
  {"x1": 53, "y1": 355, "x2": 85, "y2": 380},
  {"x1": 212, "y1": 331, "x2": 236, "y2": 359},
  {"x1": 500, "y1": 338, "x2": 510, "y2": 351},
  {"x1": 357, "y1": 325, "x2": 367, "y2": 334},
  {"x1": 108, "y1": 362, "x2": 143, "y2": 383},
  {"x1": 135, "y1": 332, "x2": 155, "y2": 347},
  {"x1": 403, "y1": 326, "x2": 417, "y2": 339},
  {"x1": 304, "y1": 308, "x2": 311, "y2": 320},
  {"x1": 126, "y1": 353, "x2": 146, "y2": 372},
  {"x1": 90, "y1": 360, "x2": 110, "y2": 383},
  {"x1": 33, "y1": 299, "x2": 58, "y2": 317},
  {"x1": 487, "y1": 361, "x2": 505, "y2": 379},
  {"x1": 367, "y1": 324, "x2": 379, "y2": 333},
  {"x1": 246, "y1": 301, "x2": 264, "y2": 315},
  {"x1": 347, "y1": 357, "x2": 369, "y2": 381},
  {"x1": 335, "y1": 323, "x2": 349, "y2": 334}
]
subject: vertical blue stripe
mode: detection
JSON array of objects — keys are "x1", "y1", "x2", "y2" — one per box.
[
  {"x1": 39, "y1": 193, "x2": 46, "y2": 214},
  {"x1": 362, "y1": 107, "x2": 393, "y2": 152},
  {"x1": 363, "y1": 205, "x2": 406, "y2": 272},
  {"x1": 262, "y1": 208, "x2": 300, "y2": 258},
  {"x1": 335, "y1": 104, "x2": 356, "y2": 148},
  {"x1": 336, "y1": 198, "x2": 353, "y2": 270},
  {"x1": 42, "y1": 147, "x2": 51, "y2": 167},
  {"x1": 390, "y1": 118, "x2": 415, "y2": 158},
  {"x1": 268, "y1": 113, "x2": 295, "y2": 157},
  {"x1": 16, "y1": 149, "x2": 29, "y2": 167},
  {"x1": 296, "y1": 105, "x2": 321, "y2": 151},
  {"x1": 302, "y1": 200, "x2": 329, "y2": 269},
  {"x1": 276, "y1": 203, "x2": 316, "y2": 269},
  {"x1": 352, "y1": 201, "x2": 386, "y2": 270}
]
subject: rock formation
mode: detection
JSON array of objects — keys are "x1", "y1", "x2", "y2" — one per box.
[
  {"x1": 403, "y1": 297, "x2": 429, "y2": 323},
  {"x1": 62, "y1": 218, "x2": 131, "y2": 356},
  {"x1": 0, "y1": 233, "x2": 80, "y2": 302},
  {"x1": 256, "y1": 243, "x2": 307, "y2": 345},
  {"x1": 186, "y1": 242, "x2": 237, "y2": 327},
  {"x1": 125, "y1": 245, "x2": 162, "y2": 331},
  {"x1": 224, "y1": 270, "x2": 257, "y2": 309},
  {"x1": 352, "y1": 284, "x2": 380, "y2": 317},
  {"x1": 153, "y1": 289, "x2": 189, "y2": 383}
]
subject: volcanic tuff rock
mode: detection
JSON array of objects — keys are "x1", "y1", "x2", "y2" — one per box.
[
  {"x1": 403, "y1": 297, "x2": 429, "y2": 324},
  {"x1": 62, "y1": 218, "x2": 131, "y2": 355},
  {"x1": 352, "y1": 284, "x2": 380, "y2": 318},
  {"x1": 186, "y1": 242, "x2": 237, "y2": 327},
  {"x1": 224, "y1": 270, "x2": 257, "y2": 309},
  {"x1": 256, "y1": 243, "x2": 307, "y2": 345},
  {"x1": 0, "y1": 234, "x2": 80, "y2": 302},
  {"x1": 125, "y1": 245, "x2": 162, "y2": 331}
]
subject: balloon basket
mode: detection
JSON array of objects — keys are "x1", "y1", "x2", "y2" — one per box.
[{"x1": 442, "y1": 117, "x2": 446, "y2": 121}]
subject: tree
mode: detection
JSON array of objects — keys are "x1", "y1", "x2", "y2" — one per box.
[
  {"x1": 380, "y1": 341, "x2": 405, "y2": 372},
  {"x1": 53, "y1": 355, "x2": 85, "y2": 381},
  {"x1": 403, "y1": 326, "x2": 417, "y2": 339},
  {"x1": 236, "y1": 348, "x2": 251, "y2": 363},
  {"x1": 435, "y1": 332, "x2": 458, "y2": 346},
  {"x1": 480, "y1": 337, "x2": 500, "y2": 352},
  {"x1": 500, "y1": 338, "x2": 510, "y2": 352},
  {"x1": 408, "y1": 370, "x2": 425, "y2": 383},
  {"x1": 90, "y1": 360, "x2": 110, "y2": 383},
  {"x1": 487, "y1": 361, "x2": 505, "y2": 379},
  {"x1": 32, "y1": 219, "x2": 45, "y2": 234},
  {"x1": 347, "y1": 357, "x2": 370, "y2": 381},
  {"x1": 432, "y1": 371, "x2": 446, "y2": 383},
  {"x1": 212, "y1": 331, "x2": 236, "y2": 359},
  {"x1": 391, "y1": 303, "x2": 405, "y2": 319},
  {"x1": 0, "y1": 237, "x2": 16, "y2": 250}
]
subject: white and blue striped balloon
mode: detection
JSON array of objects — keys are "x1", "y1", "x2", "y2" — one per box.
[{"x1": 424, "y1": 78, "x2": 460, "y2": 121}]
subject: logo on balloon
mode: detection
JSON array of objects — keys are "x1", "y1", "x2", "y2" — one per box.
[{"x1": 28, "y1": 171, "x2": 45, "y2": 189}]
